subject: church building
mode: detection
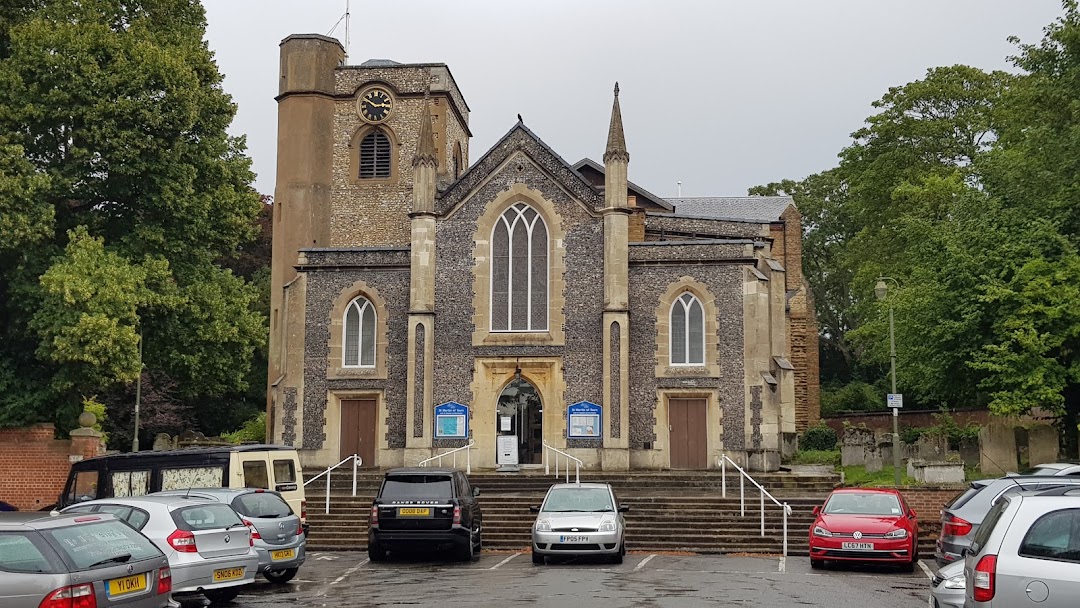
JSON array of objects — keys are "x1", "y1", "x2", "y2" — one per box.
[{"x1": 267, "y1": 34, "x2": 820, "y2": 472}]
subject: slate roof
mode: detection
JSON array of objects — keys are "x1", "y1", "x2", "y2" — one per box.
[
  {"x1": 667, "y1": 196, "x2": 794, "y2": 222},
  {"x1": 571, "y1": 158, "x2": 673, "y2": 211}
]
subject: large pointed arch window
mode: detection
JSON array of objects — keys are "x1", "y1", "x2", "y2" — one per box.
[
  {"x1": 358, "y1": 130, "x2": 392, "y2": 179},
  {"x1": 491, "y1": 202, "x2": 548, "y2": 332},
  {"x1": 670, "y1": 293, "x2": 705, "y2": 365},
  {"x1": 343, "y1": 297, "x2": 376, "y2": 367}
]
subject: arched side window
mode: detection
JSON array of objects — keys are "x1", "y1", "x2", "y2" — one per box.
[
  {"x1": 491, "y1": 202, "x2": 548, "y2": 332},
  {"x1": 670, "y1": 293, "x2": 704, "y2": 365},
  {"x1": 359, "y1": 130, "x2": 392, "y2": 179},
  {"x1": 343, "y1": 297, "x2": 376, "y2": 367}
]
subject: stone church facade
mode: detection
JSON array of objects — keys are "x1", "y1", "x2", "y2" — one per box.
[{"x1": 267, "y1": 34, "x2": 820, "y2": 472}]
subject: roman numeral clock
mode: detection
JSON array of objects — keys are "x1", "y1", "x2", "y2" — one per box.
[{"x1": 358, "y1": 87, "x2": 393, "y2": 123}]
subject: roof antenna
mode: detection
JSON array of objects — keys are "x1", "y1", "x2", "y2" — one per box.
[
  {"x1": 326, "y1": 0, "x2": 351, "y2": 61},
  {"x1": 676, "y1": 181, "x2": 682, "y2": 197}
]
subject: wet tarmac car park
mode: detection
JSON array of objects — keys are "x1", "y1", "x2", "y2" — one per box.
[{"x1": 178, "y1": 552, "x2": 937, "y2": 608}]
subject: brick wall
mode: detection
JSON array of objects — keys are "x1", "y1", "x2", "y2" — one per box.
[
  {"x1": 896, "y1": 486, "x2": 967, "y2": 542},
  {"x1": 822, "y1": 408, "x2": 1044, "y2": 435},
  {"x1": 0, "y1": 424, "x2": 101, "y2": 511}
]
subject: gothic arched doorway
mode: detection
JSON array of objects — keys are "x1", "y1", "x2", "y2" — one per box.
[{"x1": 496, "y1": 376, "x2": 543, "y2": 466}]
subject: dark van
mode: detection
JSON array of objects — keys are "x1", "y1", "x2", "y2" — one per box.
[{"x1": 57, "y1": 444, "x2": 307, "y2": 529}]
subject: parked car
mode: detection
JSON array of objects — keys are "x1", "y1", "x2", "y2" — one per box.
[
  {"x1": 1016, "y1": 461, "x2": 1080, "y2": 476},
  {"x1": 530, "y1": 482, "x2": 629, "y2": 565},
  {"x1": 0, "y1": 511, "x2": 172, "y2": 608},
  {"x1": 367, "y1": 467, "x2": 482, "y2": 562},
  {"x1": 155, "y1": 488, "x2": 306, "y2": 583},
  {"x1": 0, "y1": 500, "x2": 17, "y2": 511},
  {"x1": 935, "y1": 475, "x2": 1080, "y2": 566},
  {"x1": 60, "y1": 495, "x2": 259, "y2": 604},
  {"x1": 929, "y1": 558, "x2": 964, "y2": 608},
  {"x1": 808, "y1": 488, "x2": 918, "y2": 571},
  {"x1": 963, "y1": 485, "x2": 1080, "y2": 607},
  {"x1": 58, "y1": 444, "x2": 307, "y2": 534}
]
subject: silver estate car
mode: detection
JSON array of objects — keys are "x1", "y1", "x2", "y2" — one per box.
[
  {"x1": 0, "y1": 512, "x2": 171, "y2": 608},
  {"x1": 929, "y1": 558, "x2": 964, "y2": 608},
  {"x1": 61, "y1": 495, "x2": 259, "y2": 605},
  {"x1": 530, "y1": 482, "x2": 629, "y2": 565},
  {"x1": 155, "y1": 488, "x2": 306, "y2": 583},
  {"x1": 964, "y1": 486, "x2": 1080, "y2": 607}
]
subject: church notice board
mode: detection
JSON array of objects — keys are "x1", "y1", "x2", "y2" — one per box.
[
  {"x1": 434, "y1": 401, "x2": 469, "y2": 439},
  {"x1": 567, "y1": 401, "x2": 602, "y2": 439}
]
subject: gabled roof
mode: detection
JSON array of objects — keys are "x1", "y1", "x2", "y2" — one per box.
[
  {"x1": 571, "y1": 158, "x2": 673, "y2": 211},
  {"x1": 436, "y1": 122, "x2": 604, "y2": 215},
  {"x1": 667, "y1": 196, "x2": 794, "y2": 222}
]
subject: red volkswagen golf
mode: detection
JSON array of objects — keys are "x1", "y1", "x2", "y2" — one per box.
[{"x1": 808, "y1": 488, "x2": 919, "y2": 571}]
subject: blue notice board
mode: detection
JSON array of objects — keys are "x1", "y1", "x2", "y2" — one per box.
[
  {"x1": 567, "y1": 401, "x2": 602, "y2": 439},
  {"x1": 434, "y1": 401, "x2": 469, "y2": 439}
]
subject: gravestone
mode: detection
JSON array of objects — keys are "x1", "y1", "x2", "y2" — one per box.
[
  {"x1": 152, "y1": 433, "x2": 174, "y2": 451},
  {"x1": 979, "y1": 423, "x2": 1019, "y2": 475},
  {"x1": 958, "y1": 436, "x2": 981, "y2": 468},
  {"x1": 841, "y1": 426, "x2": 876, "y2": 467},
  {"x1": 1028, "y1": 424, "x2": 1060, "y2": 467},
  {"x1": 916, "y1": 434, "x2": 949, "y2": 461}
]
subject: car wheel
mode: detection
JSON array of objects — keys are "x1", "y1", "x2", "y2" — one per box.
[
  {"x1": 368, "y1": 542, "x2": 386, "y2": 562},
  {"x1": 612, "y1": 543, "x2": 624, "y2": 565},
  {"x1": 204, "y1": 587, "x2": 241, "y2": 605},
  {"x1": 532, "y1": 552, "x2": 544, "y2": 565},
  {"x1": 263, "y1": 567, "x2": 298, "y2": 584},
  {"x1": 810, "y1": 558, "x2": 824, "y2": 569},
  {"x1": 458, "y1": 534, "x2": 475, "y2": 562}
]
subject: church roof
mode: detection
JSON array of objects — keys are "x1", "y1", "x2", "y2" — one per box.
[
  {"x1": 666, "y1": 196, "x2": 794, "y2": 222},
  {"x1": 359, "y1": 58, "x2": 402, "y2": 67},
  {"x1": 571, "y1": 158, "x2": 673, "y2": 211}
]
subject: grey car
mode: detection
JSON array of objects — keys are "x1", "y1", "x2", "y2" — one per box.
[
  {"x1": 934, "y1": 476, "x2": 1080, "y2": 566},
  {"x1": 530, "y1": 482, "x2": 629, "y2": 565},
  {"x1": 929, "y1": 558, "x2": 964, "y2": 608},
  {"x1": 0, "y1": 512, "x2": 171, "y2": 608},
  {"x1": 1016, "y1": 461, "x2": 1080, "y2": 476},
  {"x1": 154, "y1": 488, "x2": 305, "y2": 583},
  {"x1": 60, "y1": 495, "x2": 259, "y2": 605},
  {"x1": 964, "y1": 486, "x2": 1080, "y2": 607}
]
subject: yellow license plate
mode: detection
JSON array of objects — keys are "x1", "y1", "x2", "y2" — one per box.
[
  {"x1": 107, "y1": 573, "x2": 147, "y2": 597},
  {"x1": 398, "y1": 507, "x2": 431, "y2": 516},
  {"x1": 271, "y1": 548, "x2": 296, "y2": 561},
  {"x1": 213, "y1": 567, "x2": 245, "y2": 582}
]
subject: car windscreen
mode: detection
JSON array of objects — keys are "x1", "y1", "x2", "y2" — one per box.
[
  {"x1": 233, "y1": 493, "x2": 292, "y2": 519},
  {"x1": 380, "y1": 475, "x2": 453, "y2": 500},
  {"x1": 823, "y1": 492, "x2": 902, "y2": 516},
  {"x1": 171, "y1": 504, "x2": 244, "y2": 531},
  {"x1": 44, "y1": 520, "x2": 162, "y2": 571},
  {"x1": 542, "y1": 487, "x2": 615, "y2": 512},
  {"x1": 0, "y1": 532, "x2": 63, "y2": 574}
]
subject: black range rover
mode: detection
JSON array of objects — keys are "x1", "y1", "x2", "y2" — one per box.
[{"x1": 368, "y1": 467, "x2": 482, "y2": 561}]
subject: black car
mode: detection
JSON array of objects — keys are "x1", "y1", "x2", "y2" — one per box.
[{"x1": 368, "y1": 467, "x2": 482, "y2": 562}]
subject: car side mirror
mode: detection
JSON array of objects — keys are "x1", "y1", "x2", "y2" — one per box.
[
  {"x1": 618, "y1": 505, "x2": 630, "y2": 513},
  {"x1": 812, "y1": 506, "x2": 821, "y2": 516},
  {"x1": 529, "y1": 506, "x2": 540, "y2": 513},
  {"x1": 473, "y1": 487, "x2": 481, "y2": 497},
  {"x1": 909, "y1": 509, "x2": 917, "y2": 519},
  {"x1": 960, "y1": 548, "x2": 968, "y2": 558}
]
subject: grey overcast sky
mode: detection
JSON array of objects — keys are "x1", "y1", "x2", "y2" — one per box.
[{"x1": 202, "y1": 0, "x2": 1064, "y2": 199}]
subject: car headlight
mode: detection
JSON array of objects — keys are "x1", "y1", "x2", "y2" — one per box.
[
  {"x1": 885, "y1": 528, "x2": 908, "y2": 539},
  {"x1": 812, "y1": 526, "x2": 832, "y2": 537},
  {"x1": 535, "y1": 518, "x2": 551, "y2": 532},
  {"x1": 943, "y1": 575, "x2": 965, "y2": 590},
  {"x1": 599, "y1": 520, "x2": 616, "y2": 532}
]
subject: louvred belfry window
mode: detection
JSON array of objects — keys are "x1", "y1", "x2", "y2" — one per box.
[
  {"x1": 359, "y1": 130, "x2": 391, "y2": 179},
  {"x1": 670, "y1": 293, "x2": 705, "y2": 365},
  {"x1": 491, "y1": 202, "x2": 548, "y2": 332},
  {"x1": 343, "y1": 297, "x2": 376, "y2": 367}
]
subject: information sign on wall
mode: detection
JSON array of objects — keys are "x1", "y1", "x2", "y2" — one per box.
[
  {"x1": 567, "y1": 401, "x2": 602, "y2": 439},
  {"x1": 434, "y1": 401, "x2": 469, "y2": 438}
]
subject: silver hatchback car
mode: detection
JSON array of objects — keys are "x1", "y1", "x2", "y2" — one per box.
[
  {"x1": 155, "y1": 488, "x2": 306, "y2": 583},
  {"x1": 964, "y1": 486, "x2": 1080, "y2": 607},
  {"x1": 530, "y1": 482, "x2": 629, "y2": 564},
  {"x1": 0, "y1": 512, "x2": 171, "y2": 608},
  {"x1": 61, "y1": 495, "x2": 259, "y2": 605}
]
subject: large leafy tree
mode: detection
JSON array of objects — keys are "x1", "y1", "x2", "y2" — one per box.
[{"x1": 0, "y1": 0, "x2": 264, "y2": 440}]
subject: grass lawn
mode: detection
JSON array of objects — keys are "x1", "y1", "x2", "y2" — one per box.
[{"x1": 841, "y1": 465, "x2": 916, "y2": 487}]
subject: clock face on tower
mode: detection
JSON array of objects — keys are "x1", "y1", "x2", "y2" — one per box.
[{"x1": 358, "y1": 88, "x2": 393, "y2": 123}]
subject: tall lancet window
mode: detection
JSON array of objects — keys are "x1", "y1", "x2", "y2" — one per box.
[
  {"x1": 491, "y1": 202, "x2": 548, "y2": 332},
  {"x1": 670, "y1": 293, "x2": 705, "y2": 365},
  {"x1": 343, "y1": 296, "x2": 376, "y2": 367}
]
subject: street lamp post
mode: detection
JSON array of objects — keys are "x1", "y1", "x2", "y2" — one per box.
[{"x1": 875, "y1": 277, "x2": 902, "y2": 487}]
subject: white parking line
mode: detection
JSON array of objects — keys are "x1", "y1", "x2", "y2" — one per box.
[
  {"x1": 918, "y1": 560, "x2": 934, "y2": 579},
  {"x1": 633, "y1": 554, "x2": 657, "y2": 572},
  {"x1": 778, "y1": 556, "x2": 786, "y2": 573},
  {"x1": 490, "y1": 553, "x2": 521, "y2": 569},
  {"x1": 331, "y1": 559, "x2": 370, "y2": 584}
]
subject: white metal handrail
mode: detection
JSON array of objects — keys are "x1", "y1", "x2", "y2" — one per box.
[
  {"x1": 719, "y1": 453, "x2": 793, "y2": 557},
  {"x1": 303, "y1": 454, "x2": 361, "y2": 515},
  {"x1": 542, "y1": 440, "x2": 582, "y2": 484},
  {"x1": 418, "y1": 440, "x2": 475, "y2": 474}
]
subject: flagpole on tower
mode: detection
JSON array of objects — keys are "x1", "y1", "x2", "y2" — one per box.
[{"x1": 345, "y1": 0, "x2": 350, "y2": 62}]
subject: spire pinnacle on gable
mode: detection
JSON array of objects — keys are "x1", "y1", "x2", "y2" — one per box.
[
  {"x1": 413, "y1": 90, "x2": 438, "y2": 167},
  {"x1": 603, "y1": 81, "x2": 629, "y2": 164}
]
